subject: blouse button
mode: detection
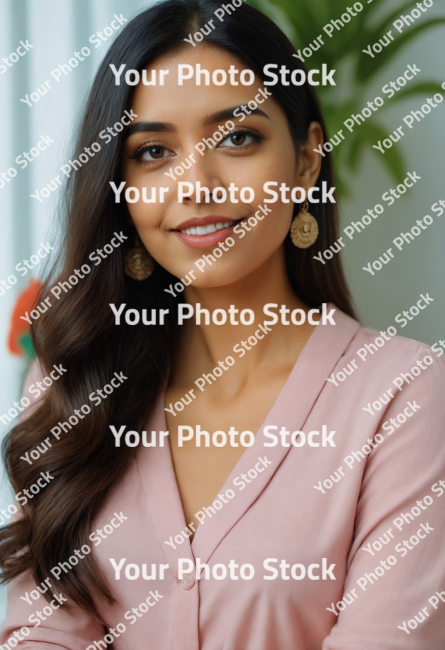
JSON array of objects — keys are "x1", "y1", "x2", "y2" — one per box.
[{"x1": 181, "y1": 574, "x2": 195, "y2": 590}]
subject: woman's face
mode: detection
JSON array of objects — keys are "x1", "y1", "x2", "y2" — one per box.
[{"x1": 121, "y1": 45, "x2": 322, "y2": 287}]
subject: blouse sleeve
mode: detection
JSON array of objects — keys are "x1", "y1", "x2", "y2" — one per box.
[
  {"x1": 322, "y1": 350, "x2": 445, "y2": 649},
  {"x1": 1, "y1": 570, "x2": 107, "y2": 650}
]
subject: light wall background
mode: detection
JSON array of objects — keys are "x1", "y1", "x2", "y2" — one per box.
[{"x1": 0, "y1": 0, "x2": 444, "y2": 621}]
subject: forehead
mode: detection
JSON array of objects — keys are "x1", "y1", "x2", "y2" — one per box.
[{"x1": 129, "y1": 45, "x2": 270, "y2": 119}]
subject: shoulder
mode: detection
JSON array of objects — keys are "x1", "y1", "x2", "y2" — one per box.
[
  {"x1": 334, "y1": 303, "x2": 445, "y2": 375},
  {"x1": 329, "y1": 308, "x2": 445, "y2": 403},
  {"x1": 352, "y1": 323, "x2": 444, "y2": 374}
]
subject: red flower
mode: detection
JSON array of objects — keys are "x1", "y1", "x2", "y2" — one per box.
[{"x1": 8, "y1": 279, "x2": 42, "y2": 358}]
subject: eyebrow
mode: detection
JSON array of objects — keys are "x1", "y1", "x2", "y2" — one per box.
[
  {"x1": 124, "y1": 106, "x2": 271, "y2": 139},
  {"x1": 203, "y1": 105, "x2": 271, "y2": 126},
  {"x1": 123, "y1": 121, "x2": 176, "y2": 139}
]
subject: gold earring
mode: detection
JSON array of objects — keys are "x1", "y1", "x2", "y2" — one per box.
[
  {"x1": 124, "y1": 235, "x2": 154, "y2": 280},
  {"x1": 290, "y1": 198, "x2": 319, "y2": 249}
]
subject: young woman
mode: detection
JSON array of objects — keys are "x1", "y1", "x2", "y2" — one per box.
[{"x1": 1, "y1": 1, "x2": 445, "y2": 648}]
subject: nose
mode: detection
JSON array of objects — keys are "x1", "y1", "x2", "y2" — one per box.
[{"x1": 177, "y1": 150, "x2": 225, "y2": 206}]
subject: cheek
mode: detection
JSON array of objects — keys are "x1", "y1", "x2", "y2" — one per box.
[
  {"x1": 233, "y1": 139, "x2": 298, "y2": 206},
  {"x1": 244, "y1": 203, "x2": 293, "y2": 261},
  {"x1": 233, "y1": 150, "x2": 297, "y2": 236},
  {"x1": 121, "y1": 163, "x2": 169, "y2": 231},
  {"x1": 125, "y1": 197, "x2": 165, "y2": 234}
]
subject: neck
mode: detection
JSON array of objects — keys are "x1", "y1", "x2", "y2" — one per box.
[{"x1": 169, "y1": 246, "x2": 316, "y2": 392}]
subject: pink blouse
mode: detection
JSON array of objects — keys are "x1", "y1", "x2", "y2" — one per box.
[{"x1": 2, "y1": 307, "x2": 445, "y2": 649}]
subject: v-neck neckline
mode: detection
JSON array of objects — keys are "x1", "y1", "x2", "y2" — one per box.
[{"x1": 136, "y1": 305, "x2": 360, "y2": 572}]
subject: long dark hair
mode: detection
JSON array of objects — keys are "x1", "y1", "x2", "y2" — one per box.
[{"x1": 0, "y1": 0, "x2": 355, "y2": 616}]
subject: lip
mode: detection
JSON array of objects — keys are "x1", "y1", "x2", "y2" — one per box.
[
  {"x1": 174, "y1": 215, "x2": 237, "y2": 230},
  {"x1": 172, "y1": 215, "x2": 242, "y2": 250},
  {"x1": 174, "y1": 224, "x2": 237, "y2": 249}
]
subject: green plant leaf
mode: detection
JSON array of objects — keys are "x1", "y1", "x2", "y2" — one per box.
[
  {"x1": 19, "y1": 333, "x2": 36, "y2": 361},
  {"x1": 246, "y1": 0, "x2": 443, "y2": 197},
  {"x1": 352, "y1": 121, "x2": 406, "y2": 184},
  {"x1": 365, "y1": 0, "x2": 428, "y2": 36},
  {"x1": 345, "y1": 132, "x2": 365, "y2": 171},
  {"x1": 357, "y1": 19, "x2": 445, "y2": 81},
  {"x1": 387, "y1": 82, "x2": 444, "y2": 103}
]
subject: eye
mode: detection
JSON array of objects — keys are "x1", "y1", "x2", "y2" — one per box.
[
  {"x1": 141, "y1": 145, "x2": 170, "y2": 161},
  {"x1": 221, "y1": 132, "x2": 255, "y2": 147},
  {"x1": 128, "y1": 141, "x2": 176, "y2": 167}
]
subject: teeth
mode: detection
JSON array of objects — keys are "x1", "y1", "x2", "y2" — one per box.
[{"x1": 180, "y1": 221, "x2": 233, "y2": 235}]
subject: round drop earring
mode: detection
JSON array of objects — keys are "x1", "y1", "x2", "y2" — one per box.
[
  {"x1": 124, "y1": 234, "x2": 154, "y2": 280},
  {"x1": 290, "y1": 197, "x2": 319, "y2": 249}
]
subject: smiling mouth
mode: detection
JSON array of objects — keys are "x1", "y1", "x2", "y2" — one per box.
[
  {"x1": 179, "y1": 220, "x2": 237, "y2": 235},
  {"x1": 175, "y1": 217, "x2": 247, "y2": 236}
]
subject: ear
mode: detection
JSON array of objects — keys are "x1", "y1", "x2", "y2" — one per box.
[{"x1": 295, "y1": 121, "x2": 324, "y2": 188}]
